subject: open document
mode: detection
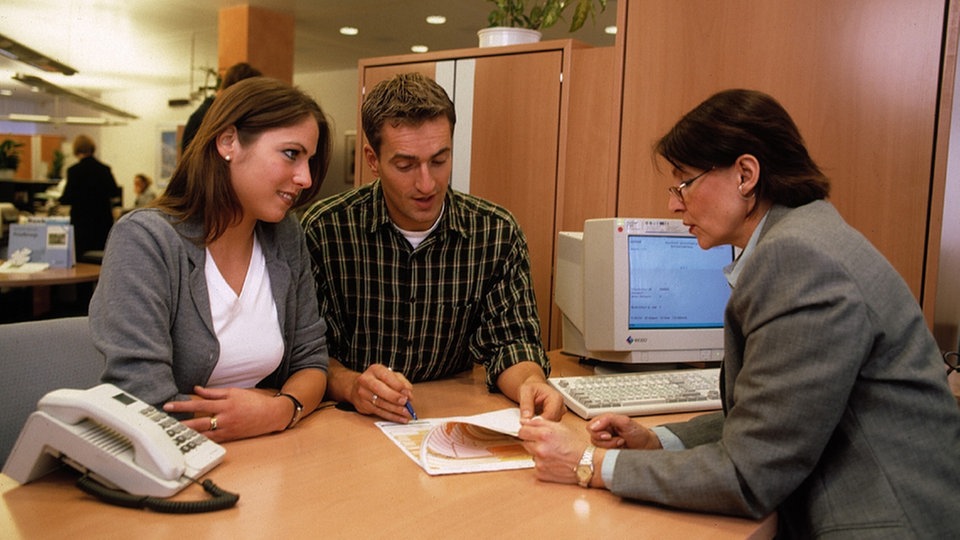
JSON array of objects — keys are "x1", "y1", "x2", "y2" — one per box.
[{"x1": 375, "y1": 408, "x2": 534, "y2": 475}]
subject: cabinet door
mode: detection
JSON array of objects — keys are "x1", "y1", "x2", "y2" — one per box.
[
  {"x1": 616, "y1": 0, "x2": 945, "y2": 306},
  {"x1": 469, "y1": 51, "x2": 563, "y2": 344}
]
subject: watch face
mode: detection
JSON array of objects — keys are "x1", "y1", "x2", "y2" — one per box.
[{"x1": 577, "y1": 464, "x2": 592, "y2": 484}]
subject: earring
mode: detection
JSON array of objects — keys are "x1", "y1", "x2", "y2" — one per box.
[{"x1": 224, "y1": 155, "x2": 231, "y2": 162}]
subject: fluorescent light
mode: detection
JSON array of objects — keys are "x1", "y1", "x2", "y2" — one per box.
[
  {"x1": 7, "y1": 113, "x2": 51, "y2": 122},
  {"x1": 0, "y1": 33, "x2": 78, "y2": 76},
  {"x1": 66, "y1": 116, "x2": 107, "y2": 125},
  {"x1": 339, "y1": 27, "x2": 359, "y2": 36},
  {"x1": 426, "y1": 15, "x2": 446, "y2": 25},
  {"x1": 12, "y1": 73, "x2": 138, "y2": 119},
  {"x1": 411, "y1": 45, "x2": 429, "y2": 53}
]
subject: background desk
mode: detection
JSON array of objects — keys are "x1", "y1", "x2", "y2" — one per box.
[
  {"x1": 0, "y1": 353, "x2": 775, "y2": 539},
  {"x1": 0, "y1": 263, "x2": 100, "y2": 320}
]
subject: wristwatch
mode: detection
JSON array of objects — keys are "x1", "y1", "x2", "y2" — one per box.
[
  {"x1": 576, "y1": 445, "x2": 596, "y2": 488},
  {"x1": 276, "y1": 392, "x2": 303, "y2": 430}
]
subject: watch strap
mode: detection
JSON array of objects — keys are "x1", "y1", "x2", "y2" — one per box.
[{"x1": 276, "y1": 392, "x2": 303, "y2": 430}]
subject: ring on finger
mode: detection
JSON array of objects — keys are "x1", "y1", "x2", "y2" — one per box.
[
  {"x1": 372, "y1": 394, "x2": 379, "y2": 406},
  {"x1": 210, "y1": 416, "x2": 219, "y2": 431}
]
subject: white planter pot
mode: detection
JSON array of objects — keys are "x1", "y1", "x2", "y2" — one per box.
[{"x1": 477, "y1": 27, "x2": 542, "y2": 48}]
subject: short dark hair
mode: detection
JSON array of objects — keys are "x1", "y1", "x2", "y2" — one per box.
[
  {"x1": 220, "y1": 62, "x2": 262, "y2": 90},
  {"x1": 72, "y1": 134, "x2": 96, "y2": 156},
  {"x1": 361, "y1": 72, "x2": 456, "y2": 156},
  {"x1": 160, "y1": 77, "x2": 331, "y2": 243},
  {"x1": 655, "y1": 89, "x2": 830, "y2": 207}
]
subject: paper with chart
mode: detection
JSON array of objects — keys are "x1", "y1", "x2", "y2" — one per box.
[{"x1": 375, "y1": 408, "x2": 534, "y2": 475}]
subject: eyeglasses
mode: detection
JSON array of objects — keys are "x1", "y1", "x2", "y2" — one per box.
[
  {"x1": 945, "y1": 351, "x2": 959, "y2": 376},
  {"x1": 667, "y1": 167, "x2": 714, "y2": 203}
]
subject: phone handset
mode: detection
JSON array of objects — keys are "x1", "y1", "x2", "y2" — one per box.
[{"x1": 39, "y1": 385, "x2": 187, "y2": 481}]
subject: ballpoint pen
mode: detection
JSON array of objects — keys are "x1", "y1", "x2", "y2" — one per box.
[{"x1": 404, "y1": 401, "x2": 418, "y2": 420}]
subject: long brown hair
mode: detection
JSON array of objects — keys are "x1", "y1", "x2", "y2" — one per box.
[{"x1": 159, "y1": 77, "x2": 331, "y2": 243}]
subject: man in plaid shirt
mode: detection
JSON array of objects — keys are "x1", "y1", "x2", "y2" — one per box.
[{"x1": 301, "y1": 73, "x2": 564, "y2": 424}]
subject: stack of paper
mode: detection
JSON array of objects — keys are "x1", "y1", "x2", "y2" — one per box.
[{"x1": 375, "y1": 408, "x2": 533, "y2": 475}]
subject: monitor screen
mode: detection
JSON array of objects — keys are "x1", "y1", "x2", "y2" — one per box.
[
  {"x1": 626, "y1": 235, "x2": 730, "y2": 330},
  {"x1": 555, "y1": 218, "x2": 735, "y2": 367}
]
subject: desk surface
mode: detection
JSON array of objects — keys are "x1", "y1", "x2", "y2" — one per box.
[
  {"x1": 0, "y1": 263, "x2": 100, "y2": 288},
  {"x1": 0, "y1": 353, "x2": 774, "y2": 539}
]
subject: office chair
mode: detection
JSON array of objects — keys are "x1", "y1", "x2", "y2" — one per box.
[{"x1": 0, "y1": 316, "x2": 104, "y2": 465}]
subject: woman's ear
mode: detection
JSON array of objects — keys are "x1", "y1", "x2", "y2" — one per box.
[
  {"x1": 216, "y1": 126, "x2": 238, "y2": 161},
  {"x1": 736, "y1": 154, "x2": 761, "y2": 193}
]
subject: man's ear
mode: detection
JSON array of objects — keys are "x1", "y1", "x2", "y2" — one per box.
[
  {"x1": 216, "y1": 126, "x2": 238, "y2": 160},
  {"x1": 363, "y1": 143, "x2": 380, "y2": 177}
]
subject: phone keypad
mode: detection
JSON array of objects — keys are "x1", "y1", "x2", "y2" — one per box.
[{"x1": 139, "y1": 405, "x2": 213, "y2": 455}]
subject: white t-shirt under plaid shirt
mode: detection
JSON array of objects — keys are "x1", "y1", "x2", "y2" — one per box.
[{"x1": 300, "y1": 180, "x2": 550, "y2": 391}]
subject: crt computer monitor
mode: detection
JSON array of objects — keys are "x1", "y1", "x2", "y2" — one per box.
[{"x1": 555, "y1": 218, "x2": 735, "y2": 369}]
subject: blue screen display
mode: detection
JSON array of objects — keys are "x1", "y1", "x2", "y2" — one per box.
[{"x1": 627, "y1": 235, "x2": 732, "y2": 329}]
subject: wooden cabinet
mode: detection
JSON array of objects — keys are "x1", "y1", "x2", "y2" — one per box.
[
  {"x1": 358, "y1": 41, "x2": 617, "y2": 348},
  {"x1": 611, "y1": 0, "x2": 956, "y2": 322}
]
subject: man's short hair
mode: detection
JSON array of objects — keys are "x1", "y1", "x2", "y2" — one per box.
[{"x1": 361, "y1": 72, "x2": 456, "y2": 155}]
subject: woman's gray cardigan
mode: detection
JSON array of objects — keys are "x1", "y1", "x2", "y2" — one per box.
[{"x1": 89, "y1": 209, "x2": 328, "y2": 406}]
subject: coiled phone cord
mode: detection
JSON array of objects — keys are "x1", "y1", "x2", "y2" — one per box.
[{"x1": 76, "y1": 473, "x2": 239, "y2": 513}]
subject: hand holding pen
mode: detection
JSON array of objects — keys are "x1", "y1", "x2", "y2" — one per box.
[{"x1": 353, "y1": 363, "x2": 418, "y2": 423}]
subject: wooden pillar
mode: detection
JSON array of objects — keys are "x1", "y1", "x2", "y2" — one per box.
[{"x1": 218, "y1": 5, "x2": 294, "y2": 83}]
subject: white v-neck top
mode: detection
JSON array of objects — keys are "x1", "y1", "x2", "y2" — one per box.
[{"x1": 204, "y1": 235, "x2": 284, "y2": 388}]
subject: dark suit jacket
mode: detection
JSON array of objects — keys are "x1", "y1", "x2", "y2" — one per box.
[
  {"x1": 608, "y1": 201, "x2": 960, "y2": 538},
  {"x1": 181, "y1": 96, "x2": 214, "y2": 152},
  {"x1": 59, "y1": 156, "x2": 119, "y2": 255}
]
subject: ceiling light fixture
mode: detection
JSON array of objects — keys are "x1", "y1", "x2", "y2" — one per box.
[
  {"x1": 411, "y1": 45, "x2": 429, "y2": 54},
  {"x1": 7, "y1": 113, "x2": 52, "y2": 123},
  {"x1": 65, "y1": 116, "x2": 108, "y2": 125},
  {"x1": 1, "y1": 113, "x2": 124, "y2": 126},
  {"x1": 604, "y1": 26, "x2": 618, "y2": 35},
  {"x1": 12, "y1": 73, "x2": 138, "y2": 119},
  {"x1": 339, "y1": 27, "x2": 359, "y2": 36},
  {"x1": 0, "y1": 33, "x2": 78, "y2": 76},
  {"x1": 426, "y1": 16, "x2": 446, "y2": 25}
]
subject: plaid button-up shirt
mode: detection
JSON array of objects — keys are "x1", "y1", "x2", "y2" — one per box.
[{"x1": 301, "y1": 181, "x2": 549, "y2": 390}]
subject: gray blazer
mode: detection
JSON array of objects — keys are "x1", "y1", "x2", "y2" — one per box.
[
  {"x1": 90, "y1": 209, "x2": 328, "y2": 406},
  {"x1": 609, "y1": 201, "x2": 960, "y2": 538}
]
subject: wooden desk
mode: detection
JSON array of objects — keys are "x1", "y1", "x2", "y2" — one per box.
[
  {"x1": 0, "y1": 263, "x2": 100, "y2": 318},
  {"x1": 0, "y1": 353, "x2": 775, "y2": 539},
  {"x1": 0, "y1": 263, "x2": 101, "y2": 288}
]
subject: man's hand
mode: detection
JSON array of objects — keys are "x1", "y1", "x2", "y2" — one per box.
[
  {"x1": 497, "y1": 361, "x2": 566, "y2": 421},
  {"x1": 348, "y1": 363, "x2": 416, "y2": 423}
]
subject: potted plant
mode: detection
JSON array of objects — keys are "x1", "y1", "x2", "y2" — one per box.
[
  {"x1": 480, "y1": 0, "x2": 607, "y2": 47},
  {"x1": 48, "y1": 149, "x2": 65, "y2": 179},
  {"x1": 0, "y1": 139, "x2": 24, "y2": 179}
]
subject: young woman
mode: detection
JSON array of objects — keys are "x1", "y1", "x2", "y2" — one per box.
[{"x1": 90, "y1": 77, "x2": 331, "y2": 442}]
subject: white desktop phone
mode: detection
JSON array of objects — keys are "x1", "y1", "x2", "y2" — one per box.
[{"x1": 3, "y1": 384, "x2": 228, "y2": 502}]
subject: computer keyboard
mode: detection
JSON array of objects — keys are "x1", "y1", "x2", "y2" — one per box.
[{"x1": 549, "y1": 368, "x2": 722, "y2": 419}]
